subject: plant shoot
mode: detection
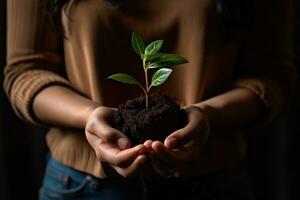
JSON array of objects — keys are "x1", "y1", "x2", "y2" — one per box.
[{"x1": 108, "y1": 32, "x2": 188, "y2": 109}]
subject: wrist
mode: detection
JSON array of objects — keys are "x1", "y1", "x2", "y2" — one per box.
[
  {"x1": 81, "y1": 103, "x2": 100, "y2": 128},
  {"x1": 184, "y1": 104, "x2": 211, "y2": 129},
  {"x1": 193, "y1": 103, "x2": 218, "y2": 133},
  {"x1": 194, "y1": 88, "x2": 265, "y2": 134}
]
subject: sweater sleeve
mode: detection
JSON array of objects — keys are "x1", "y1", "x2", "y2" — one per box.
[
  {"x1": 233, "y1": 0, "x2": 297, "y2": 125},
  {"x1": 3, "y1": 0, "x2": 71, "y2": 125}
]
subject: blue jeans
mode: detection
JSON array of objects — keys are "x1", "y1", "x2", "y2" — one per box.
[
  {"x1": 39, "y1": 156, "x2": 145, "y2": 200},
  {"x1": 40, "y1": 156, "x2": 254, "y2": 200}
]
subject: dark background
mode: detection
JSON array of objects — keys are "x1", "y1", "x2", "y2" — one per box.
[{"x1": 0, "y1": 1, "x2": 299, "y2": 200}]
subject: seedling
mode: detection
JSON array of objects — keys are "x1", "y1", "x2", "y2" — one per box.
[{"x1": 108, "y1": 32, "x2": 188, "y2": 109}]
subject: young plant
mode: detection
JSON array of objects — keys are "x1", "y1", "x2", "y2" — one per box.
[{"x1": 108, "y1": 32, "x2": 188, "y2": 109}]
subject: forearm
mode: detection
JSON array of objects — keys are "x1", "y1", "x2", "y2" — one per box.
[
  {"x1": 33, "y1": 85, "x2": 99, "y2": 129},
  {"x1": 195, "y1": 88, "x2": 265, "y2": 133}
]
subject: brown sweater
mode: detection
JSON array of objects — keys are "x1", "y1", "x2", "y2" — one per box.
[{"x1": 4, "y1": 0, "x2": 296, "y2": 178}]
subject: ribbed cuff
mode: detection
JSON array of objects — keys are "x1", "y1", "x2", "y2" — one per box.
[{"x1": 10, "y1": 69, "x2": 72, "y2": 126}]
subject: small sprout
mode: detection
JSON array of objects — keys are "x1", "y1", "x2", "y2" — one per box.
[{"x1": 108, "y1": 32, "x2": 189, "y2": 109}]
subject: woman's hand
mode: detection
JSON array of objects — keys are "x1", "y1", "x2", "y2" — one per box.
[
  {"x1": 85, "y1": 106, "x2": 148, "y2": 178},
  {"x1": 144, "y1": 105, "x2": 210, "y2": 177}
]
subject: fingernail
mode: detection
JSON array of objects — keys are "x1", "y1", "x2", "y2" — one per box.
[{"x1": 117, "y1": 138, "x2": 128, "y2": 149}]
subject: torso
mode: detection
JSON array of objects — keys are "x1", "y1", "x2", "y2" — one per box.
[{"x1": 49, "y1": 0, "x2": 245, "y2": 178}]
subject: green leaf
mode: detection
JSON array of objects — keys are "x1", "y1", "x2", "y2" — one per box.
[
  {"x1": 107, "y1": 73, "x2": 139, "y2": 85},
  {"x1": 151, "y1": 68, "x2": 173, "y2": 87},
  {"x1": 131, "y1": 32, "x2": 145, "y2": 57},
  {"x1": 147, "y1": 62, "x2": 169, "y2": 69},
  {"x1": 145, "y1": 40, "x2": 164, "y2": 55},
  {"x1": 147, "y1": 53, "x2": 188, "y2": 69}
]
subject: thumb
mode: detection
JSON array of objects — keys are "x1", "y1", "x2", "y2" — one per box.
[
  {"x1": 101, "y1": 126, "x2": 131, "y2": 150},
  {"x1": 87, "y1": 121, "x2": 131, "y2": 150},
  {"x1": 164, "y1": 128, "x2": 194, "y2": 149},
  {"x1": 164, "y1": 107, "x2": 209, "y2": 149},
  {"x1": 86, "y1": 106, "x2": 131, "y2": 150}
]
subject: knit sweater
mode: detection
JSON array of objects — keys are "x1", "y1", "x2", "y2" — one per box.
[{"x1": 4, "y1": 0, "x2": 295, "y2": 177}]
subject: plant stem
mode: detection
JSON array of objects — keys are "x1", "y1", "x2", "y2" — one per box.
[
  {"x1": 143, "y1": 58, "x2": 149, "y2": 109},
  {"x1": 137, "y1": 83, "x2": 148, "y2": 103}
]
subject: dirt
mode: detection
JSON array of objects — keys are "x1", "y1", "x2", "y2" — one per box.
[{"x1": 112, "y1": 94, "x2": 187, "y2": 145}]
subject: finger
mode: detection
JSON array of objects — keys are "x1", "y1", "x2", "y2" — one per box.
[
  {"x1": 165, "y1": 107, "x2": 209, "y2": 149},
  {"x1": 97, "y1": 142, "x2": 147, "y2": 167},
  {"x1": 148, "y1": 148, "x2": 175, "y2": 178},
  {"x1": 144, "y1": 140, "x2": 153, "y2": 152},
  {"x1": 88, "y1": 133, "x2": 145, "y2": 167},
  {"x1": 86, "y1": 106, "x2": 130, "y2": 149},
  {"x1": 138, "y1": 146, "x2": 161, "y2": 178},
  {"x1": 152, "y1": 141, "x2": 204, "y2": 177},
  {"x1": 144, "y1": 140, "x2": 153, "y2": 147},
  {"x1": 86, "y1": 119, "x2": 130, "y2": 150},
  {"x1": 153, "y1": 139, "x2": 202, "y2": 163},
  {"x1": 142, "y1": 140, "x2": 164, "y2": 177},
  {"x1": 112, "y1": 155, "x2": 147, "y2": 178},
  {"x1": 151, "y1": 141, "x2": 176, "y2": 165}
]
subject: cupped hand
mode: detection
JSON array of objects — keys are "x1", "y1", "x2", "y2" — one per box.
[
  {"x1": 85, "y1": 106, "x2": 148, "y2": 178},
  {"x1": 144, "y1": 105, "x2": 210, "y2": 177}
]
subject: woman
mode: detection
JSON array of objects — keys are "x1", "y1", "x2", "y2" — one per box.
[{"x1": 4, "y1": 0, "x2": 295, "y2": 199}]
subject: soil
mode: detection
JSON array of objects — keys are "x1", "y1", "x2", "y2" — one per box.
[{"x1": 112, "y1": 94, "x2": 187, "y2": 145}]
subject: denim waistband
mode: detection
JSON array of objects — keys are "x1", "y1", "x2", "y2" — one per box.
[
  {"x1": 45, "y1": 155, "x2": 145, "y2": 190},
  {"x1": 46, "y1": 155, "x2": 94, "y2": 184}
]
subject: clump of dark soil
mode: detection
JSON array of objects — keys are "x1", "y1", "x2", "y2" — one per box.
[{"x1": 113, "y1": 94, "x2": 187, "y2": 145}]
